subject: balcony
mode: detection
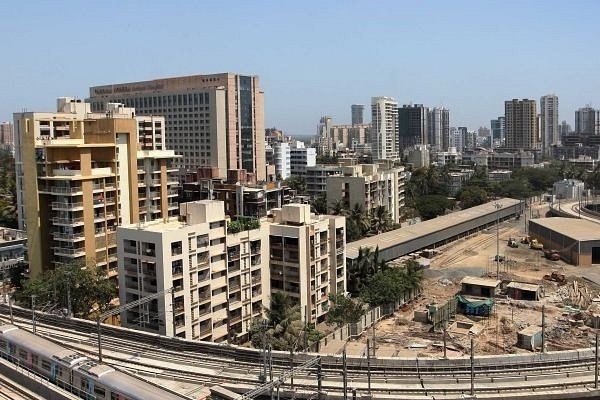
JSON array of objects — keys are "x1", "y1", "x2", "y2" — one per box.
[
  {"x1": 168, "y1": 202, "x2": 179, "y2": 210},
  {"x1": 52, "y1": 217, "x2": 84, "y2": 226},
  {"x1": 53, "y1": 232, "x2": 85, "y2": 241},
  {"x1": 51, "y1": 202, "x2": 84, "y2": 211},
  {"x1": 53, "y1": 246, "x2": 86, "y2": 257},
  {"x1": 42, "y1": 185, "x2": 83, "y2": 195}
]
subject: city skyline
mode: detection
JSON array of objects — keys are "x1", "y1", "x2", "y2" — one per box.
[{"x1": 1, "y1": 1, "x2": 600, "y2": 137}]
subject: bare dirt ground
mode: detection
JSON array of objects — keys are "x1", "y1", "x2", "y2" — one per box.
[{"x1": 349, "y1": 202, "x2": 600, "y2": 358}]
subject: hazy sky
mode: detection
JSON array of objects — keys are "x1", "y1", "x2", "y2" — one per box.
[{"x1": 2, "y1": 1, "x2": 599, "y2": 136}]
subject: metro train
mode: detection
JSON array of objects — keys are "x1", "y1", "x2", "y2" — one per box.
[{"x1": 0, "y1": 323, "x2": 188, "y2": 400}]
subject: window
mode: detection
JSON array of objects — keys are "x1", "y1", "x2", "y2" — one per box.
[
  {"x1": 94, "y1": 386, "x2": 106, "y2": 397},
  {"x1": 18, "y1": 349, "x2": 27, "y2": 359},
  {"x1": 41, "y1": 360, "x2": 51, "y2": 371},
  {"x1": 171, "y1": 241, "x2": 182, "y2": 256}
]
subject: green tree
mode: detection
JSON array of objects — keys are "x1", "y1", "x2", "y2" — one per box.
[
  {"x1": 16, "y1": 260, "x2": 117, "y2": 318},
  {"x1": 329, "y1": 199, "x2": 347, "y2": 216},
  {"x1": 349, "y1": 203, "x2": 370, "y2": 235},
  {"x1": 458, "y1": 185, "x2": 488, "y2": 209},
  {"x1": 250, "y1": 292, "x2": 308, "y2": 351},
  {"x1": 415, "y1": 195, "x2": 454, "y2": 220},
  {"x1": 370, "y1": 205, "x2": 392, "y2": 234},
  {"x1": 284, "y1": 175, "x2": 307, "y2": 194},
  {"x1": 360, "y1": 259, "x2": 423, "y2": 307},
  {"x1": 325, "y1": 293, "x2": 365, "y2": 326},
  {"x1": 310, "y1": 194, "x2": 328, "y2": 214}
]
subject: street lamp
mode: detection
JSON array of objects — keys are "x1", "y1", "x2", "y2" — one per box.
[{"x1": 494, "y1": 202, "x2": 502, "y2": 278}]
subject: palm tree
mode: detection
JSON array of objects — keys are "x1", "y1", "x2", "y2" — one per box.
[
  {"x1": 401, "y1": 259, "x2": 423, "y2": 301},
  {"x1": 370, "y1": 205, "x2": 392, "y2": 234},
  {"x1": 263, "y1": 292, "x2": 304, "y2": 351},
  {"x1": 349, "y1": 203, "x2": 370, "y2": 235},
  {"x1": 329, "y1": 199, "x2": 347, "y2": 216}
]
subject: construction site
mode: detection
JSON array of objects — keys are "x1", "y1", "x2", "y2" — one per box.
[{"x1": 346, "y1": 201, "x2": 600, "y2": 359}]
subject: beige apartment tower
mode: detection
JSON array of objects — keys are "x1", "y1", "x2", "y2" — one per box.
[
  {"x1": 118, "y1": 200, "x2": 269, "y2": 342},
  {"x1": 504, "y1": 99, "x2": 539, "y2": 150},
  {"x1": 88, "y1": 73, "x2": 266, "y2": 180},
  {"x1": 14, "y1": 98, "x2": 179, "y2": 278}
]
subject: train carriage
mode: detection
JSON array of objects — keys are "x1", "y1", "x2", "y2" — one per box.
[{"x1": 0, "y1": 323, "x2": 87, "y2": 387}]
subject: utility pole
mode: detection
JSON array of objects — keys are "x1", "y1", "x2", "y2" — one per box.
[
  {"x1": 594, "y1": 330, "x2": 598, "y2": 389},
  {"x1": 494, "y1": 202, "x2": 502, "y2": 278},
  {"x1": 541, "y1": 304, "x2": 545, "y2": 353},
  {"x1": 342, "y1": 347, "x2": 348, "y2": 400},
  {"x1": 66, "y1": 271, "x2": 72, "y2": 317},
  {"x1": 366, "y1": 339, "x2": 372, "y2": 395},
  {"x1": 31, "y1": 295, "x2": 36, "y2": 334},
  {"x1": 8, "y1": 295, "x2": 13, "y2": 324},
  {"x1": 470, "y1": 334, "x2": 475, "y2": 396}
]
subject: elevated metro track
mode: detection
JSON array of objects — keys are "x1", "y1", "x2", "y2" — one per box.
[{"x1": 2, "y1": 305, "x2": 600, "y2": 399}]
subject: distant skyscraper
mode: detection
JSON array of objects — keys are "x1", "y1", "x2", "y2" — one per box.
[
  {"x1": 460, "y1": 127, "x2": 476, "y2": 151},
  {"x1": 371, "y1": 97, "x2": 398, "y2": 160},
  {"x1": 0, "y1": 122, "x2": 13, "y2": 151},
  {"x1": 351, "y1": 104, "x2": 365, "y2": 125},
  {"x1": 505, "y1": 99, "x2": 538, "y2": 150},
  {"x1": 490, "y1": 117, "x2": 505, "y2": 146},
  {"x1": 575, "y1": 106, "x2": 600, "y2": 135},
  {"x1": 88, "y1": 73, "x2": 266, "y2": 180},
  {"x1": 559, "y1": 120, "x2": 572, "y2": 141},
  {"x1": 540, "y1": 94, "x2": 559, "y2": 154},
  {"x1": 427, "y1": 108, "x2": 449, "y2": 151},
  {"x1": 398, "y1": 104, "x2": 428, "y2": 150},
  {"x1": 317, "y1": 116, "x2": 333, "y2": 154}
]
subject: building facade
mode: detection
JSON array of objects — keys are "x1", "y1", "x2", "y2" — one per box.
[
  {"x1": 290, "y1": 145, "x2": 316, "y2": 176},
  {"x1": 269, "y1": 204, "x2": 346, "y2": 323},
  {"x1": 273, "y1": 142, "x2": 291, "y2": 180},
  {"x1": 427, "y1": 107, "x2": 449, "y2": 151},
  {"x1": 118, "y1": 200, "x2": 269, "y2": 343},
  {"x1": 351, "y1": 104, "x2": 365, "y2": 125},
  {"x1": 540, "y1": 94, "x2": 559, "y2": 155},
  {"x1": 505, "y1": 99, "x2": 538, "y2": 150},
  {"x1": 326, "y1": 163, "x2": 406, "y2": 224},
  {"x1": 88, "y1": 73, "x2": 266, "y2": 180},
  {"x1": 371, "y1": 97, "x2": 398, "y2": 160},
  {"x1": 14, "y1": 98, "x2": 179, "y2": 277},
  {"x1": 398, "y1": 104, "x2": 428, "y2": 150},
  {"x1": 490, "y1": 117, "x2": 505, "y2": 147},
  {"x1": 575, "y1": 106, "x2": 600, "y2": 135},
  {"x1": 305, "y1": 165, "x2": 343, "y2": 201},
  {"x1": 0, "y1": 122, "x2": 13, "y2": 152}
]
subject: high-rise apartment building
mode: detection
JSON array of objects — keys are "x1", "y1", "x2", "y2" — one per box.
[
  {"x1": 88, "y1": 73, "x2": 266, "y2": 180},
  {"x1": 326, "y1": 163, "x2": 406, "y2": 224},
  {"x1": 504, "y1": 99, "x2": 538, "y2": 150},
  {"x1": 118, "y1": 200, "x2": 269, "y2": 342},
  {"x1": 427, "y1": 107, "x2": 449, "y2": 151},
  {"x1": 575, "y1": 106, "x2": 600, "y2": 135},
  {"x1": 351, "y1": 104, "x2": 365, "y2": 125},
  {"x1": 490, "y1": 117, "x2": 505, "y2": 147},
  {"x1": 269, "y1": 204, "x2": 346, "y2": 323},
  {"x1": 398, "y1": 104, "x2": 428, "y2": 150},
  {"x1": 371, "y1": 97, "x2": 398, "y2": 160},
  {"x1": 117, "y1": 201, "x2": 346, "y2": 342},
  {"x1": 290, "y1": 143, "x2": 316, "y2": 176},
  {"x1": 14, "y1": 98, "x2": 179, "y2": 277},
  {"x1": 273, "y1": 142, "x2": 291, "y2": 180},
  {"x1": 540, "y1": 94, "x2": 559, "y2": 155},
  {"x1": 0, "y1": 122, "x2": 14, "y2": 152},
  {"x1": 317, "y1": 116, "x2": 334, "y2": 154}
]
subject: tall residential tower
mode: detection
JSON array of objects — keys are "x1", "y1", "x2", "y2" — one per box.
[
  {"x1": 540, "y1": 94, "x2": 559, "y2": 155},
  {"x1": 504, "y1": 99, "x2": 538, "y2": 150},
  {"x1": 371, "y1": 97, "x2": 398, "y2": 160}
]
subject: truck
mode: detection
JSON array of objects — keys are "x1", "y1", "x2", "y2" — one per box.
[
  {"x1": 529, "y1": 239, "x2": 544, "y2": 250},
  {"x1": 543, "y1": 249, "x2": 560, "y2": 261},
  {"x1": 507, "y1": 237, "x2": 518, "y2": 248}
]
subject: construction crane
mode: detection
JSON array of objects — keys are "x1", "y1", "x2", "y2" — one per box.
[{"x1": 237, "y1": 356, "x2": 323, "y2": 400}]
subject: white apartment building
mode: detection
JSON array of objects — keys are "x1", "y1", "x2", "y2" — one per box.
[
  {"x1": 273, "y1": 142, "x2": 291, "y2": 180},
  {"x1": 290, "y1": 145, "x2": 316, "y2": 176},
  {"x1": 540, "y1": 94, "x2": 559, "y2": 155},
  {"x1": 371, "y1": 97, "x2": 398, "y2": 160},
  {"x1": 433, "y1": 147, "x2": 461, "y2": 166},
  {"x1": 118, "y1": 200, "x2": 269, "y2": 343},
  {"x1": 326, "y1": 163, "x2": 406, "y2": 224},
  {"x1": 269, "y1": 204, "x2": 346, "y2": 323},
  {"x1": 553, "y1": 179, "x2": 585, "y2": 200}
]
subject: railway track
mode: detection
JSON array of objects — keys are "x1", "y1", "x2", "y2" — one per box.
[{"x1": 3, "y1": 306, "x2": 600, "y2": 399}]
